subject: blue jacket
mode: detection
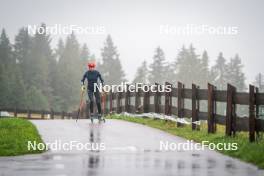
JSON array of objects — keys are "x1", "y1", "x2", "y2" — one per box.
[{"x1": 81, "y1": 70, "x2": 104, "y2": 91}]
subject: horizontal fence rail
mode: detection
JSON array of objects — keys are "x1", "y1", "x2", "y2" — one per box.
[
  {"x1": 101, "y1": 82, "x2": 264, "y2": 142},
  {"x1": 0, "y1": 108, "x2": 78, "y2": 120},
  {"x1": 1, "y1": 82, "x2": 264, "y2": 142}
]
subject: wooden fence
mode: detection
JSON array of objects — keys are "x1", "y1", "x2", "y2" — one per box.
[
  {"x1": 102, "y1": 82, "x2": 264, "y2": 142},
  {"x1": 1, "y1": 82, "x2": 264, "y2": 142},
  {"x1": 0, "y1": 108, "x2": 77, "y2": 120}
]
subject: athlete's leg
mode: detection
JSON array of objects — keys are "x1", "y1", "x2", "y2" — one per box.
[
  {"x1": 94, "y1": 89, "x2": 102, "y2": 114},
  {"x1": 88, "y1": 90, "x2": 94, "y2": 114}
]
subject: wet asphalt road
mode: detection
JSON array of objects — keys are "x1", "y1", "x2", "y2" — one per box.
[{"x1": 0, "y1": 119, "x2": 263, "y2": 176}]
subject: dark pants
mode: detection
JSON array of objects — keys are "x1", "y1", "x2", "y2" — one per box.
[{"x1": 87, "y1": 88, "x2": 101, "y2": 114}]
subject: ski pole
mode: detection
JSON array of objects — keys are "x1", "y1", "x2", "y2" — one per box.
[{"x1": 76, "y1": 86, "x2": 85, "y2": 122}]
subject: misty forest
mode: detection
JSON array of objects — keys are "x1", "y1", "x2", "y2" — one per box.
[{"x1": 0, "y1": 24, "x2": 264, "y2": 112}]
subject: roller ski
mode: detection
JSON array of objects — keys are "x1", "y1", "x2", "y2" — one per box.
[{"x1": 90, "y1": 113, "x2": 106, "y2": 123}]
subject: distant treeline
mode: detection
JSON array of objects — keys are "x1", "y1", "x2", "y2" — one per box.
[
  {"x1": 133, "y1": 46, "x2": 264, "y2": 92},
  {"x1": 0, "y1": 24, "x2": 124, "y2": 111},
  {"x1": 0, "y1": 23, "x2": 263, "y2": 111}
]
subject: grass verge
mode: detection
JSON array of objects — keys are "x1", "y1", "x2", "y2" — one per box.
[
  {"x1": 109, "y1": 114, "x2": 264, "y2": 169},
  {"x1": 0, "y1": 117, "x2": 45, "y2": 156}
]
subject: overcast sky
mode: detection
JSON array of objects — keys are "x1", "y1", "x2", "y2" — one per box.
[{"x1": 0, "y1": 0, "x2": 263, "y2": 84}]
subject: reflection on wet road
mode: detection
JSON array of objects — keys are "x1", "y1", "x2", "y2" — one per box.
[{"x1": 0, "y1": 119, "x2": 263, "y2": 176}]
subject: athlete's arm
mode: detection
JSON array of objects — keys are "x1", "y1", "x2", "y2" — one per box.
[
  {"x1": 81, "y1": 72, "x2": 87, "y2": 85},
  {"x1": 98, "y1": 71, "x2": 104, "y2": 85}
]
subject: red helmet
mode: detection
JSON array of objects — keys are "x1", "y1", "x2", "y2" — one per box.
[{"x1": 87, "y1": 62, "x2": 96, "y2": 68}]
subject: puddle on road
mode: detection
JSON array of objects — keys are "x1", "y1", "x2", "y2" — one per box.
[
  {"x1": 1, "y1": 121, "x2": 262, "y2": 176},
  {"x1": 0, "y1": 151, "x2": 262, "y2": 176}
]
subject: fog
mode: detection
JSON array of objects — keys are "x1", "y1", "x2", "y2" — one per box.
[{"x1": 1, "y1": 0, "x2": 263, "y2": 82}]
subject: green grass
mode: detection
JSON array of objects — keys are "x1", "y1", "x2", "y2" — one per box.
[
  {"x1": 0, "y1": 117, "x2": 45, "y2": 156},
  {"x1": 109, "y1": 114, "x2": 264, "y2": 169}
]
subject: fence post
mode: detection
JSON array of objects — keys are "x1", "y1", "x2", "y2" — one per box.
[
  {"x1": 41, "y1": 110, "x2": 45, "y2": 119},
  {"x1": 117, "y1": 92, "x2": 122, "y2": 113},
  {"x1": 51, "y1": 109, "x2": 54, "y2": 119},
  {"x1": 14, "y1": 107, "x2": 17, "y2": 117},
  {"x1": 120, "y1": 91, "x2": 123, "y2": 113},
  {"x1": 108, "y1": 92, "x2": 110, "y2": 114},
  {"x1": 208, "y1": 83, "x2": 216, "y2": 133},
  {"x1": 249, "y1": 85, "x2": 256, "y2": 142},
  {"x1": 165, "y1": 82, "x2": 172, "y2": 116},
  {"x1": 104, "y1": 92, "x2": 108, "y2": 114},
  {"x1": 113, "y1": 92, "x2": 117, "y2": 113},
  {"x1": 125, "y1": 84, "x2": 130, "y2": 113},
  {"x1": 256, "y1": 87, "x2": 260, "y2": 139},
  {"x1": 101, "y1": 92, "x2": 105, "y2": 115},
  {"x1": 116, "y1": 92, "x2": 120, "y2": 113},
  {"x1": 101, "y1": 93, "x2": 104, "y2": 114},
  {"x1": 135, "y1": 86, "x2": 141, "y2": 113},
  {"x1": 154, "y1": 83, "x2": 161, "y2": 114},
  {"x1": 192, "y1": 84, "x2": 198, "y2": 130},
  {"x1": 154, "y1": 84, "x2": 157, "y2": 113},
  {"x1": 226, "y1": 84, "x2": 236, "y2": 136},
  {"x1": 144, "y1": 85, "x2": 150, "y2": 113},
  {"x1": 109, "y1": 91, "x2": 113, "y2": 113},
  {"x1": 197, "y1": 86, "x2": 200, "y2": 130},
  {"x1": 61, "y1": 111, "x2": 65, "y2": 119},
  {"x1": 108, "y1": 92, "x2": 111, "y2": 114},
  {"x1": 27, "y1": 109, "x2": 31, "y2": 119},
  {"x1": 256, "y1": 87, "x2": 259, "y2": 119},
  {"x1": 158, "y1": 84, "x2": 161, "y2": 114},
  {"x1": 177, "y1": 82, "x2": 184, "y2": 127}
]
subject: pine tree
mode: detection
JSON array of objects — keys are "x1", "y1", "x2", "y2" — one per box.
[
  {"x1": 174, "y1": 46, "x2": 187, "y2": 83},
  {"x1": 149, "y1": 46, "x2": 167, "y2": 84},
  {"x1": 0, "y1": 29, "x2": 14, "y2": 108},
  {"x1": 211, "y1": 52, "x2": 228, "y2": 90},
  {"x1": 199, "y1": 50, "x2": 210, "y2": 87},
  {"x1": 0, "y1": 29, "x2": 14, "y2": 66},
  {"x1": 133, "y1": 60, "x2": 148, "y2": 83},
  {"x1": 50, "y1": 39, "x2": 65, "y2": 111},
  {"x1": 0, "y1": 29, "x2": 27, "y2": 108},
  {"x1": 52, "y1": 38, "x2": 65, "y2": 88},
  {"x1": 14, "y1": 28, "x2": 32, "y2": 86},
  {"x1": 55, "y1": 33, "x2": 82, "y2": 111},
  {"x1": 254, "y1": 73, "x2": 264, "y2": 92},
  {"x1": 163, "y1": 64, "x2": 176, "y2": 84},
  {"x1": 22, "y1": 23, "x2": 54, "y2": 109},
  {"x1": 0, "y1": 70, "x2": 9, "y2": 108},
  {"x1": 26, "y1": 86, "x2": 49, "y2": 110},
  {"x1": 7, "y1": 66, "x2": 28, "y2": 109},
  {"x1": 80, "y1": 43, "x2": 90, "y2": 72},
  {"x1": 99, "y1": 35, "x2": 126, "y2": 85},
  {"x1": 55, "y1": 39, "x2": 65, "y2": 59},
  {"x1": 175, "y1": 45, "x2": 201, "y2": 87},
  {"x1": 226, "y1": 54, "x2": 246, "y2": 91},
  {"x1": 14, "y1": 28, "x2": 32, "y2": 65}
]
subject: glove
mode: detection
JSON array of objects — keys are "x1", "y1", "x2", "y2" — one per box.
[{"x1": 81, "y1": 85, "x2": 86, "y2": 91}]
